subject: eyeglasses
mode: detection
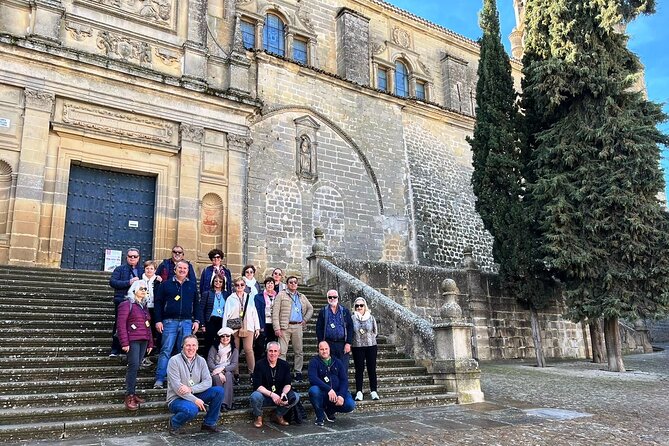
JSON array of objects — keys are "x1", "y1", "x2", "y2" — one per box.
[
  {"x1": 327, "y1": 296, "x2": 338, "y2": 300},
  {"x1": 355, "y1": 304, "x2": 364, "y2": 308},
  {"x1": 273, "y1": 272, "x2": 282, "y2": 276},
  {"x1": 235, "y1": 284, "x2": 245, "y2": 287},
  {"x1": 172, "y1": 250, "x2": 183, "y2": 254},
  {"x1": 287, "y1": 280, "x2": 298, "y2": 285},
  {"x1": 244, "y1": 270, "x2": 254, "y2": 275},
  {"x1": 220, "y1": 334, "x2": 231, "y2": 338},
  {"x1": 213, "y1": 255, "x2": 221, "y2": 259},
  {"x1": 127, "y1": 255, "x2": 139, "y2": 258}
]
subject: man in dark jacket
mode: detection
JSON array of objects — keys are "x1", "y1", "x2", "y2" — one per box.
[
  {"x1": 108, "y1": 248, "x2": 144, "y2": 356},
  {"x1": 153, "y1": 260, "x2": 203, "y2": 389},
  {"x1": 308, "y1": 341, "x2": 355, "y2": 426},
  {"x1": 315, "y1": 289, "x2": 354, "y2": 373},
  {"x1": 156, "y1": 245, "x2": 196, "y2": 283}
]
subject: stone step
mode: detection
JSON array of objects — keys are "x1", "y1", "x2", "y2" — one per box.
[
  {"x1": 0, "y1": 290, "x2": 111, "y2": 301},
  {"x1": 6, "y1": 311, "x2": 113, "y2": 322},
  {"x1": 0, "y1": 265, "x2": 111, "y2": 279},
  {"x1": 0, "y1": 372, "x2": 436, "y2": 395},
  {"x1": 0, "y1": 302, "x2": 111, "y2": 315},
  {"x1": 0, "y1": 392, "x2": 457, "y2": 442}
]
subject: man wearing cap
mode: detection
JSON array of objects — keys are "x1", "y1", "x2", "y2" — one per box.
[
  {"x1": 315, "y1": 289, "x2": 354, "y2": 373},
  {"x1": 108, "y1": 248, "x2": 144, "y2": 357},
  {"x1": 272, "y1": 276, "x2": 313, "y2": 382},
  {"x1": 308, "y1": 341, "x2": 355, "y2": 426},
  {"x1": 166, "y1": 335, "x2": 224, "y2": 435}
]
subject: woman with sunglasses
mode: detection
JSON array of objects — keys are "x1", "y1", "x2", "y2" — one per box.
[
  {"x1": 222, "y1": 277, "x2": 260, "y2": 384},
  {"x1": 351, "y1": 297, "x2": 379, "y2": 401},
  {"x1": 200, "y1": 248, "x2": 232, "y2": 297},
  {"x1": 242, "y1": 264, "x2": 263, "y2": 298},
  {"x1": 271, "y1": 268, "x2": 286, "y2": 294},
  {"x1": 207, "y1": 327, "x2": 239, "y2": 411},
  {"x1": 201, "y1": 273, "x2": 229, "y2": 351},
  {"x1": 117, "y1": 280, "x2": 153, "y2": 411}
]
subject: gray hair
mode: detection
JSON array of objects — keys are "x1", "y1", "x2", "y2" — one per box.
[
  {"x1": 182, "y1": 334, "x2": 198, "y2": 347},
  {"x1": 266, "y1": 341, "x2": 281, "y2": 352},
  {"x1": 126, "y1": 280, "x2": 148, "y2": 300}
]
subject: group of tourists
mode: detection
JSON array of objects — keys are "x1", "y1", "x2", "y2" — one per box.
[{"x1": 110, "y1": 245, "x2": 381, "y2": 434}]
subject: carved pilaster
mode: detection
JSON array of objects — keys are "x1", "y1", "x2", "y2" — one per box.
[
  {"x1": 24, "y1": 89, "x2": 55, "y2": 113},
  {"x1": 226, "y1": 133, "x2": 252, "y2": 152},
  {"x1": 180, "y1": 124, "x2": 205, "y2": 143},
  {"x1": 30, "y1": 0, "x2": 64, "y2": 44}
]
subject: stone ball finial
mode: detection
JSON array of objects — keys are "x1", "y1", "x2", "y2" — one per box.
[
  {"x1": 461, "y1": 247, "x2": 479, "y2": 270},
  {"x1": 314, "y1": 227, "x2": 324, "y2": 237},
  {"x1": 311, "y1": 227, "x2": 326, "y2": 255},
  {"x1": 441, "y1": 278, "x2": 459, "y2": 294}
]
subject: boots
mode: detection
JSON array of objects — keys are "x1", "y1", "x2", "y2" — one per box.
[{"x1": 124, "y1": 395, "x2": 138, "y2": 411}]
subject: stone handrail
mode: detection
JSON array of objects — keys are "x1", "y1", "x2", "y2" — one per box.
[{"x1": 315, "y1": 257, "x2": 436, "y2": 363}]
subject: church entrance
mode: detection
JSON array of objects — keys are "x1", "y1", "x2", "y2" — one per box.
[{"x1": 61, "y1": 164, "x2": 156, "y2": 271}]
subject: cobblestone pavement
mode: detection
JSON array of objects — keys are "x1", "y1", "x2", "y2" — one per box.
[{"x1": 39, "y1": 345, "x2": 669, "y2": 446}]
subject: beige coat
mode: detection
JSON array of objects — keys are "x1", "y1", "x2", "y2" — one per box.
[{"x1": 271, "y1": 290, "x2": 313, "y2": 330}]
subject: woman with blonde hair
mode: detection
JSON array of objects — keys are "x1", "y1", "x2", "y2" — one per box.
[
  {"x1": 222, "y1": 276, "x2": 260, "y2": 384},
  {"x1": 351, "y1": 296, "x2": 379, "y2": 401}
]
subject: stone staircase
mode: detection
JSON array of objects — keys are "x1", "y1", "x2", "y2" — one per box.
[{"x1": 0, "y1": 265, "x2": 456, "y2": 442}]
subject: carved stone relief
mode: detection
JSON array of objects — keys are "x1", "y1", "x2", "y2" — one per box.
[
  {"x1": 76, "y1": 0, "x2": 176, "y2": 30},
  {"x1": 154, "y1": 48, "x2": 180, "y2": 66},
  {"x1": 294, "y1": 115, "x2": 319, "y2": 182},
  {"x1": 64, "y1": 22, "x2": 93, "y2": 41},
  {"x1": 24, "y1": 89, "x2": 55, "y2": 112},
  {"x1": 371, "y1": 41, "x2": 387, "y2": 55},
  {"x1": 97, "y1": 31, "x2": 152, "y2": 65},
  {"x1": 199, "y1": 192, "x2": 224, "y2": 256},
  {"x1": 392, "y1": 27, "x2": 411, "y2": 49},
  {"x1": 61, "y1": 102, "x2": 176, "y2": 144},
  {"x1": 180, "y1": 124, "x2": 205, "y2": 143}
]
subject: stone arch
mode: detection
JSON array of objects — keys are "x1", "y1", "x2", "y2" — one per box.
[
  {"x1": 199, "y1": 193, "x2": 224, "y2": 257},
  {"x1": 265, "y1": 178, "x2": 303, "y2": 272},
  {"x1": 253, "y1": 106, "x2": 384, "y2": 214},
  {"x1": 259, "y1": 5, "x2": 292, "y2": 27},
  {"x1": 311, "y1": 181, "x2": 345, "y2": 256},
  {"x1": 0, "y1": 160, "x2": 13, "y2": 235}
]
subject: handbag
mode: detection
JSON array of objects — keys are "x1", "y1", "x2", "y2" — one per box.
[
  {"x1": 226, "y1": 318, "x2": 242, "y2": 330},
  {"x1": 230, "y1": 293, "x2": 251, "y2": 335}
]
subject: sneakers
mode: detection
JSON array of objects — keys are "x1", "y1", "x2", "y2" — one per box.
[
  {"x1": 153, "y1": 380, "x2": 164, "y2": 389},
  {"x1": 168, "y1": 419, "x2": 184, "y2": 436},
  {"x1": 109, "y1": 352, "x2": 119, "y2": 358},
  {"x1": 370, "y1": 391, "x2": 380, "y2": 400},
  {"x1": 355, "y1": 391, "x2": 363, "y2": 401},
  {"x1": 314, "y1": 418, "x2": 324, "y2": 426},
  {"x1": 324, "y1": 412, "x2": 336, "y2": 423},
  {"x1": 294, "y1": 372, "x2": 303, "y2": 382}
]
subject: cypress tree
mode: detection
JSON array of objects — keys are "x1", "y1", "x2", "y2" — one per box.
[
  {"x1": 468, "y1": 0, "x2": 551, "y2": 366},
  {"x1": 522, "y1": 0, "x2": 669, "y2": 371}
]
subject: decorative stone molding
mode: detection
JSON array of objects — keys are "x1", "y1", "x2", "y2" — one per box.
[
  {"x1": 61, "y1": 102, "x2": 176, "y2": 144},
  {"x1": 76, "y1": 0, "x2": 176, "y2": 30},
  {"x1": 24, "y1": 89, "x2": 55, "y2": 112},
  {"x1": 154, "y1": 47, "x2": 180, "y2": 66},
  {"x1": 226, "y1": 133, "x2": 252, "y2": 152},
  {"x1": 64, "y1": 22, "x2": 93, "y2": 41},
  {"x1": 418, "y1": 60, "x2": 431, "y2": 77},
  {"x1": 392, "y1": 27, "x2": 411, "y2": 49},
  {"x1": 371, "y1": 41, "x2": 387, "y2": 55},
  {"x1": 97, "y1": 31, "x2": 152, "y2": 65},
  {"x1": 180, "y1": 124, "x2": 205, "y2": 143}
]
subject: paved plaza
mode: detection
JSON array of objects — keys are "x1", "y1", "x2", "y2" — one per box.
[{"x1": 32, "y1": 345, "x2": 669, "y2": 446}]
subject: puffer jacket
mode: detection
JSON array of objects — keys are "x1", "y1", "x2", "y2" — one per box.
[{"x1": 116, "y1": 299, "x2": 153, "y2": 349}]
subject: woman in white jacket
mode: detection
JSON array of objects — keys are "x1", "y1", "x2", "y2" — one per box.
[{"x1": 222, "y1": 276, "x2": 260, "y2": 383}]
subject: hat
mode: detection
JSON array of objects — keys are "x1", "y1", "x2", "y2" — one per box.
[{"x1": 217, "y1": 327, "x2": 234, "y2": 337}]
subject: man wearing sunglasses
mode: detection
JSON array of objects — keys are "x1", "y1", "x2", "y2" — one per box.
[
  {"x1": 109, "y1": 248, "x2": 145, "y2": 357},
  {"x1": 315, "y1": 290, "x2": 354, "y2": 374},
  {"x1": 156, "y1": 245, "x2": 196, "y2": 283}
]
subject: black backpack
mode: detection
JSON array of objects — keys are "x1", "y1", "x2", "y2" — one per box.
[{"x1": 283, "y1": 400, "x2": 307, "y2": 425}]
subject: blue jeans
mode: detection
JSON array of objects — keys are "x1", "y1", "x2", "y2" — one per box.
[
  {"x1": 168, "y1": 386, "x2": 225, "y2": 429},
  {"x1": 125, "y1": 340, "x2": 148, "y2": 395},
  {"x1": 249, "y1": 390, "x2": 299, "y2": 417},
  {"x1": 155, "y1": 319, "x2": 193, "y2": 382},
  {"x1": 308, "y1": 386, "x2": 355, "y2": 421}
]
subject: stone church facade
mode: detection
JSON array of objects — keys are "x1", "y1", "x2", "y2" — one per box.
[{"x1": 0, "y1": 0, "x2": 517, "y2": 276}]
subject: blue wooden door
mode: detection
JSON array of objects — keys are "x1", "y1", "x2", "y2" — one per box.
[{"x1": 61, "y1": 165, "x2": 156, "y2": 270}]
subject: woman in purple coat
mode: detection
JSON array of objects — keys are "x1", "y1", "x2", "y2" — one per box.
[{"x1": 117, "y1": 280, "x2": 154, "y2": 411}]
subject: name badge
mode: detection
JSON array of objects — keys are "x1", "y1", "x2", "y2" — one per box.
[
  {"x1": 188, "y1": 379, "x2": 195, "y2": 387},
  {"x1": 359, "y1": 328, "x2": 366, "y2": 334},
  {"x1": 240, "y1": 311, "x2": 244, "y2": 318},
  {"x1": 217, "y1": 308, "x2": 222, "y2": 314},
  {"x1": 174, "y1": 295, "x2": 181, "y2": 301},
  {"x1": 130, "y1": 324, "x2": 137, "y2": 330},
  {"x1": 271, "y1": 385, "x2": 276, "y2": 392},
  {"x1": 330, "y1": 323, "x2": 335, "y2": 329},
  {"x1": 145, "y1": 321, "x2": 151, "y2": 327},
  {"x1": 324, "y1": 376, "x2": 330, "y2": 383}
]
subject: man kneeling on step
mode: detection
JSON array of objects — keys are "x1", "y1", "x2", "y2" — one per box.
[
  {"x1": 250, "y1": 341, "x2": 299, "y2": 428},
  {"x1": 166, "y1": 335, "x2": 225, "y2": 435},
  {"x1": 308, "y1": 341, "x2": 356, "y2": 426}
]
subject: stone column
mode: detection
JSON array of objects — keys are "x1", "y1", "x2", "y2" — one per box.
[
  {"x1": 8, "y1": 89, "x2": 54, "y2": 265},
  {"x1": 229, "y1": 14, "x2": 252, "y2": 94},
  {"x1": 306, "y1": 227, "x2": 333, "y2": 285},
  {"x1": 285, "y1": 30, "x2": 294, "y2": 58},
  {"x1": 255, "y1": 22, "x2": 264, "y2": 51},
  {"x1": 307, "y1": 38, "x2": 316, "y2": 66},
  {"x1": 387, "y1": 67, "x2": 395, "y2": 94},
  {"x1": 182, "y1": 0, "x2": 208, "y2": 88},
  {"x1": 371, "y1": 62, "x2": 379, "y2": 89},
  {"x1": 177, "y1": 124, "x2": 204, "y2": 261},
  {"x1": 30, "y1": 0, "x2": 64, "y2": 43},
  {"x1": 226, "y1": 133, "x2": 251, "y2": 272},
  {"x1": 432, "y1": 279, "x2": 485, "y2": 404}
]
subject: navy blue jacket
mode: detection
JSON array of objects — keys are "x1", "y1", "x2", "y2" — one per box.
[
  {"x1": 200, "y1": 289, "x2": 229, "y2": 323},
  {"x1": 109, "y1": 263, "x2": 144, "y2": 303},
  {"x1": 254, "y1": 293, "x2": 267, "y2": 331},
  {"x1": 154, "y1": 276, "x2": 203, "y2": 324},
  {"x1": 316, "y1": 305, "x2": 354, "y2": 344},
  {"x1": 308, "y1": 355, "x2": 349, "y2": 396},
  {"x1": 199, "y1": 265, "x2": 232, "y2": 297},
  {"x1": 156, "y1": 258, "x2": 196, "y2": 283}
]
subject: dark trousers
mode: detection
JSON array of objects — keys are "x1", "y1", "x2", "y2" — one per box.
[
  {"x1": 327, "y1": 340, "x2": 349, "y2": 374},
  {"x1": 205, "y1": 316, "x2": 224, "y2": 352},
  {"x1": 110, "y1": 299, "x2": 122, "y2": 354},
  {"x1": 254, "y1": 323, "x2": 277, "y2": 360},
  {"x1": 352, "y1": 345, "x2": 378, "y2": 392},
  {"x1": 148, "y1": 308, "x2": 161, "y2": 355},
  {"x1": 126, "y1": 340, "x2": 148, "y2": 395}
]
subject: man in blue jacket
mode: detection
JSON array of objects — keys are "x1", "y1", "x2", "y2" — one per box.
[
  {"x1": 108, "y1": 248, "x2": 144, "y2": 356},
  {"x1": 156, "y1": 245, "x2": 196, "y2": 283},
  {"x1": 308, "y1": 341, "x2": 355, "y2": 426},
  {"x1": 315, "y1": 290, "x2": 354, "y2": 373},
  {"x1": 153, "y1": 260, "x2": 203, "y2": 389}
]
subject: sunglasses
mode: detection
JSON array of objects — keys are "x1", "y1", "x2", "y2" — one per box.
[
  {"x1": 127, "y1": 255, "x2": 139, "y2": 258},
  {"x1": 172, "y1": 250, "x2": 183, "y2": 254},
  {"x1": 287, "y1": 281, "x2": 298, "y2": 285},
  {"x1": 245, "y1": 270, "x2": 254, "y2": 274},
  {"x1": 138, "y1": 287, "x2": 148, "y2": 291},
  {"x1": 355, "y1": 304, "x2": 364, "y2": 308},
  {"x1": 273, "y1": 272, "x2": 282, "y2": 276},
  {"x1": 213, "y1": 255, "x2": 221, "y2": 259},
  {"x1": 235, "y1": 284, "x2": 245, "y2": 287},
  {"x1": 220, "y1": 334, "x2": 231, "y2": 338},
  {"x1": 327, "y1": 296, "x2": 338, "y2": 300}
]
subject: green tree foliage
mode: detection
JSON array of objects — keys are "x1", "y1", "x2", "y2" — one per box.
[
  {"x1": 468, "y1": 0, "x2": 552, "y2": 310},
  {"x1": 522, "y1": 0, "x2": 669, "y2": 327}
]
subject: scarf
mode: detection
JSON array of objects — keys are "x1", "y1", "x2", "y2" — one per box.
[
  {"x1": 353, "y1": 298, "x2": 372, "y2": 321},
  {"x1": 214, "y1": 343, "x2": 232, "y2": 368},
  {"x1": 244, "y1": 276, "x2": 259, "y2": 299}
]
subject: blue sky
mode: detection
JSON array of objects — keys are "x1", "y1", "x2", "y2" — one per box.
[{"x1": 387, "y1": 0, "x2": 669, "y2": 196}]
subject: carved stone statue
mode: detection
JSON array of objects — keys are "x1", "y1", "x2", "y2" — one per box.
[{"x1": 299, "y1": 135, "x2": 312, "y2": 178}]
